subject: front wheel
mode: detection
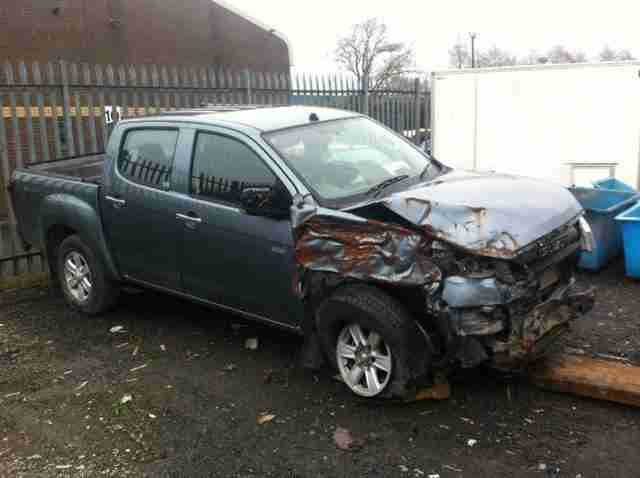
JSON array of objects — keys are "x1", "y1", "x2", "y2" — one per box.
[
  {"x1": 57, "y1": 235, "x2": 119, "y2": 315},
  {"x1": 317, "y1": 285, "x2": 430, "y2": 399},
  {"x1": 336, "y1": 322, "x2": 394, "y2": 397}
]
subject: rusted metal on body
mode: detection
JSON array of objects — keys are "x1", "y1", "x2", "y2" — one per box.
[
  {"x1": 530, "y1": 354, "x2": 640, "y2": 408},
  {"x1": 295, "y1": 213, "x2": 441, "y2": 287}
]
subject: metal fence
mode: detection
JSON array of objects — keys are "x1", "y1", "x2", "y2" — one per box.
[{"x1": 0, "y1": 58, "x2": 429, "y2": 282}]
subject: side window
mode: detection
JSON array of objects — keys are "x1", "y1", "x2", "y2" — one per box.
[
  {"x1": 191, "y1": 132, "x2": 278, "y2": 205},
  {"x1": 118, "y1": 129, "x2": 178, "y2": 189}
]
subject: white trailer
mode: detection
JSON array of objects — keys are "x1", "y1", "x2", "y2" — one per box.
[{"x1": 431, "y1": 61, "x2": 640, "y2": 188}]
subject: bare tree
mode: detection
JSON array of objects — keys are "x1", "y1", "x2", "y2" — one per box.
[
  {"x1": 448, "y1": 39, "x2": 470, "y2": 68},
  {"x1": 334, "y1": 18, "x2": 415, "y2": 90},
  {"x1": 545, "y1": 45, "x2": 587, "y2": 64},
  {"x1": 599, "y1": 45, "x2": 636, "y2": 61},
  {"x1": 599, "y1": 45, "x2": 617, "y2": 61},
  {"x1": 519, "y1": 50, "x2": 549, "y2": 65},
  {"x1": 477, "y1": 46, "x2": 517, "y2": 67}
]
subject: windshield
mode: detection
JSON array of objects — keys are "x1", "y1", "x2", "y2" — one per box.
[{"x1": 264, "y1": 117, "x2": 437, "y2": 206}]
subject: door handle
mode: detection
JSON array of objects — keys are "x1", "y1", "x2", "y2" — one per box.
[
  {"x1": 176, "y1": 213, "x2": 202, "y2": 224},
  {"x1": 105, "y1": 195, "x2": 126, "y2": 207}
]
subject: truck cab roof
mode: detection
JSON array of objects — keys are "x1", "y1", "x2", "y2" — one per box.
[{"x1": 121, "y1": 105, "x2": 360, "y2": 133}]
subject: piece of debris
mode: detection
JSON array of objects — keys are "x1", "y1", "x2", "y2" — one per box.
[
  {"x1": 257, "y1": 413, "x2": 276, "y2": 425},
  {"x1": 74, "y1": 381, "x2": 88, "y2": 392},
  {"x1": 529, "y1": 353, "x2": 640, "y2": 407},
  {"x1": 132, "y1": 346, "x2": 139, "y2": 357},
  {"x1": 407, "y1": 381, "x2": 451, "y2": 402},
  {"x1": 109, "y1": 325, "x2": 125, "y2": 333},
  {"x1": 63, "y1": 370, "x2": 72, "y2": 375},
  {"x1": 399, "y1": 465, "x2": 409, "y2": 473},
  {"x1": 115, "y1": 342, "x2": 129, "y2": 349},
  {"x1": 222, "y1": 363, "x2": 237, "y2": 372},
  {"x1": 245, "y1": 337, "x2": 258, "y2": 350},
  {"x1": 333, "y1": 426, "x2": 363, "y2": 451},
  {"x1": 467, "y1": 439, "x2": 478, "y2": 447},
  {"x1": 120, "y1": 393, "x2": 133, "y2": 405},
  {"x1": 263, "y1": 369, "x2": 275, "y2": 384},
  {"x1": 413, "y1": 469, "x2": 425, "y2": 477},
  {"x1": 130, "y1": 363, "x2": 148, "y2": 372},
  {"x1": 593, "y1": 352, "x2": 630, "y2": 362},
  {"x1": 538, "y1": 463, "x2": 547, "y2": 471},
  {"x1": 443, "y1": 464, "x2": 462, "y2": 472},
  {"x1": 148, "y1": 413, "x2": 157, "y2": 419},
  {"x1": 56, "y1": 465, "x2": 72, "y2": 470},
  {"x1": 3, "y1": 392, "x2": 21, "y2": 398},
  {"x1": 427, "y1": 474, "x2": 439, "y2": 478},
  {"x1": 461, "y1": 417, "x2": 474, "y2": 424},
  {"x1": 160, "y1": 344, "x2": 166, "y2": 351}
]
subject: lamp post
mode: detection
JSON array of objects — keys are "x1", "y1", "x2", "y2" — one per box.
[{"x1": 470, "y1": 32, "x2": 477, "y2": 68}]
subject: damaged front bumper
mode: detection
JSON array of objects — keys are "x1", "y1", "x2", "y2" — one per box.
[{"x1": 490, "y1": 281, "x2": 595, "y2": 369}]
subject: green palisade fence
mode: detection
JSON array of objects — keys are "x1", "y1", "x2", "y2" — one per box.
[{"x1": 0, "y1": 59, "x2": 430, "y2": 283}]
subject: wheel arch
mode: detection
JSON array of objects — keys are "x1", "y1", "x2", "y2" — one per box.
[{"x1": 41, "y1": 194, "x2": 121, "y2": 281}]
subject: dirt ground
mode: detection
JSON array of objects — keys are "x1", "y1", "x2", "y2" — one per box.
[{"x1": 1, "y1": 260, "x2": 640, "y2": 478}]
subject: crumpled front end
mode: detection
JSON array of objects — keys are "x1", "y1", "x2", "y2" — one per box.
[
  {"x1": 490, "y1": 281, "x2": 594, "y2": 369},
  {"x1": 434, "y1": 221, "x2": 595, "y2": 369}
]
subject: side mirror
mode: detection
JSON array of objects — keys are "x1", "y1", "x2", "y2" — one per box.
[{"x1": 240, "y1": 186, "x2": 273, "y2": 215}]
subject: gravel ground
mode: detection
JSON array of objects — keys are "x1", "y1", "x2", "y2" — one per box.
[{"x1": 1, "y1": 260, "x2": 639, "y2": 478}]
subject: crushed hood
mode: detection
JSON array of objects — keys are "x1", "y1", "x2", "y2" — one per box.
[{"x1": 356, "y1": 170, "x2": 583, "y2": 259}]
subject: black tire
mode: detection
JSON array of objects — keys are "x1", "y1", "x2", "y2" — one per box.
[
  {"x1": 315, "y1": 284, "x2": 431, "y2": 398},
  {"x1": 56, "y1": 234, "x2": 119, "y2": 315}
]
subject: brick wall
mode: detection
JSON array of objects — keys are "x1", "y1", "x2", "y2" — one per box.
[{"x1": 0, "y1": 0, "x2": 290, "y2": 72}]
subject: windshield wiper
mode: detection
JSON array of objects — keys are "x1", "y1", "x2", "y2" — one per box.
[{"x1": 365, "y1": 174, "x2": 409, "y2": 197}]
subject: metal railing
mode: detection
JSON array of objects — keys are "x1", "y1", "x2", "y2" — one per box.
[{"x1": 0, "y1": 58, "x2": 429, "y2": 282}]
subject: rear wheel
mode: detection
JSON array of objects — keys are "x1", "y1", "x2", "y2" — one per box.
[{"x1": 57, "y1": 235, "x2": 119, "y2": 315}]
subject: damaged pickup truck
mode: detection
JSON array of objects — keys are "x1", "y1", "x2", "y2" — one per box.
[{"x1": 11, "y1": 106, "x2": 595, "y2": 399}]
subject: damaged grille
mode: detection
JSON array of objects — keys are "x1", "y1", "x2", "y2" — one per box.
[{"x1": 515, "y1": 223, "x2": 580, "y2": 267}]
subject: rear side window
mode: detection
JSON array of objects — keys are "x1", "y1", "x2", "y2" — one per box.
[
  {"x1": 191, "y1": 132, "x2": 278, "y2": 205},
  {"x1": 118, "y1": 129, "x2": 179, "y2": 189}
]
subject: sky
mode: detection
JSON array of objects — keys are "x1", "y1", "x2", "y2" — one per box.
[{"x1": 226, "y1": 0, "x2": 640, "y2": 73}]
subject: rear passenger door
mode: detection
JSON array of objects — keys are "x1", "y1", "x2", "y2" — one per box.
[
  {"x1": 102, "y1": 126, "x2": 182, "y2": 289},
  {"x1": 175, "y1": 128, "x2": 302, "y2": 327}
]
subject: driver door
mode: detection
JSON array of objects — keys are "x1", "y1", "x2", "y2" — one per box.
[{"x1": 177, "y1": 129, "x2": 302, "y2": 327}]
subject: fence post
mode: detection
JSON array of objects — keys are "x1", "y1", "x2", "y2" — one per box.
[
  {"x1": 413, "y1": 77, "x2": 421, "y2": 145},
  {"x1": 60, "y1": 60, "x2": 76, "y2": 157},
  {"x1": 244, "y1": 69, "x2": 252, "y2": 105},
  {"x1": 361, "y1": 75, "x2": 369, "y2": 115}
]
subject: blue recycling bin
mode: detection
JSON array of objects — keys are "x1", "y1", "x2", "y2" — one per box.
[
  {"x1": 615, "y1": 202, "x2": 640, "y2": 278},
  {"x1": 592, "y1": 177, "x2": 636, "y2": 193},
  {"x1": 569, "y1": 187, "x2": 640, "y2": 270}
]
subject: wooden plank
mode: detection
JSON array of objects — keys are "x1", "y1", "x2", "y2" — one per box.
[
  {"x1": 70, "y1": 62, "x2": 85, "y2": 155},
  {"x1": 95, "y1": 64, "x2": 107, "y2": 149},
  {"x1": 18, "y1": 61, "x2": 37, "y2": 164},
  {"x1": 46, "y1": 62, "x2": 63, "y2": 159},
  {"x1": 60, "y1": 60, "x2": 76, "y2": 157},
  {"x1": 84, "y1": 64, "x2": 98, "y2": 153},
  {"x1": 529, "y1": 354, "x2": 640, "y2": 408},
  {"x1": 0, "y1": 93, "x2": 14, "y2": 223},
  {"x1": 32, "y1": 61, "x2": 51, "y2": 163},
  {"x1": 4, "y1": 61, "x2": 23, "y2": 169},
  {"x1": 139, "y1": 65, "x2": 150, "y2": 117}
]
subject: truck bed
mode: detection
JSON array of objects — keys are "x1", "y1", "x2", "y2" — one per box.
[{"x1": 25, "y1": 153, "x2": 105, "y2": 184}]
